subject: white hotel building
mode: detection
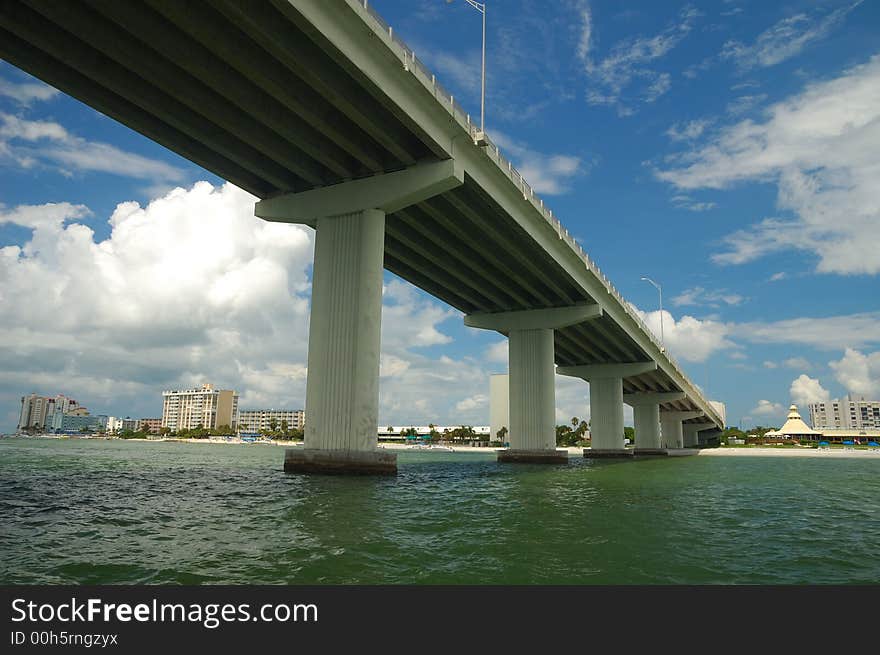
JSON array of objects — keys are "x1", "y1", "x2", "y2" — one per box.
[
  {"x1": 808, "y1": 394, "x2": 880, "y2": 430},
  {"x1": 161, "y1": 383, "x2": 239, "y2": 432},
  {"x1": 238, "y1": 409, "x2": 305, "y2": 433}
]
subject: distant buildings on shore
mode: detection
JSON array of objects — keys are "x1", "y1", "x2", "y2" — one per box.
[
  {"x1": 766, "y1": 403, "x2": 880, "y2": 443},
  {"x1": 17, "y1": 383, "x2": 305, "y2": 437},
  {"x1": 808, "y1": 394, "x2": 880, "y2": 430}
]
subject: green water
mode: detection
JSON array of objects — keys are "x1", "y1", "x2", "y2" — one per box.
[{"x1": 1, "y1": 437, "x2": 878, "y2": 584}]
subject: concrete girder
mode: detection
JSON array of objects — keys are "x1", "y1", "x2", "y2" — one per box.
[
  {"x1": 255, "y1": 159, "x2": 464, "y2": 226},
  {"x1": 464, "y1": 304, "x2": 603, "y2": 331},
  {"x1": 623, "y1": 391, "x2": 687, "y2": 406},
  {"x1": 557, "y1": 361, "x2": 657, "y2": 380},
  {"x1": 661, "y1": 411, "x2": 704, "y2": 421}
]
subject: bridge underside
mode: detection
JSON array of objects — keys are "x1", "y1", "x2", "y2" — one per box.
[{"x1": 0, "y1": 0, "x2": 719, "y2": 426}]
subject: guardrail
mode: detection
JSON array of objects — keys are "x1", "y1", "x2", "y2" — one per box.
[{"x1": 352, "y1": 0, "x2": 721, "y2": 426}]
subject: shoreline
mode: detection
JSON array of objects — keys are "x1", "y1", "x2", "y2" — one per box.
[
  {"x1": 7, "y1": 435, "x2": 880, "y2": 459},
  {"x1": 697, "y1": 446, "x2": 880, "y2": 459}
]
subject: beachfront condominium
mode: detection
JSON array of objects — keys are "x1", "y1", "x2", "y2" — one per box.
[
  {"x1": 161, "y1": 384, "x2": 239, "y2": 432},
  {"x1": 808, "y1": 393, "x2": 880, "y2": 430},
  {"x1": 238, "y1": 409, "x2": 304, "y2": 433},
  {"x1": 18, "y1": 393, "x2": 81, "y2": 432}
]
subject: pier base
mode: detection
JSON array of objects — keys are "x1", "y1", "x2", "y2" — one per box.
[
  {"x1": 583, "y1": 448, "x2": 633, "y2": 459},
  {"x1": 633, "y1": 448, "x2": 669, "y2": 456},
  {"x1": 284, "y1": 448, "x2": 397, "y2": 475},
  {"x1": 497, "y1": 449, "x2": 569, "y2": 464}
]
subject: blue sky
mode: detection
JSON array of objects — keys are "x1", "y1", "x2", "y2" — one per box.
[{"x1": 2, "y1": 0, "x2": 879, "y2": 432}]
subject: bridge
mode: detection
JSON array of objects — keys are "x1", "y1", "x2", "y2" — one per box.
[{"x1": 0, "y1": 0, "x2": 724, "y2": 474}]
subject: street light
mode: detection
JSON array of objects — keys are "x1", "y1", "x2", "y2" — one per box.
[
  {"x1": 640, "y1": 276, "x2": 664, "y2": 348},
  {"x1": 447, "y1": 0, "x2": 486, "y2": 140}
]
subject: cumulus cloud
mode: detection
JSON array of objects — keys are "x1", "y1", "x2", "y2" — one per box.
[
  {"x1": 790, "y1": 374, "x2": 830, "y2": 406},
  {"x1": 752, "y1": 399, "x2": 783, "y2": 417},
  {"x1": 0, "y1": 182, "x2": 494, "y2": 430},
  {"x1": 491, "y1": 130, "x2": 587, "y2": 195},
  {"x1": 579, "y1": 4, "x2": 700, "y2": 114},
  {"x1": 720, "y1": 2, "x2": 861, "y2": 71},
  {"x1": 657, "y1": 54, "x2": 880, "y2": 274},
  {"x1": 633, "y1": 308, "x2": 733, "y2": 362},
  {"x1": 829, "y1": 348, "x2": 880, "y2": 397}
]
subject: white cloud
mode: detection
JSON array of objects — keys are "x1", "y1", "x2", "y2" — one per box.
[
  {"x1": 0, "y1": 112, "x2": 185, "y2": 183},
  {"x1": 721, "y1": 3, "x2": 861, "y2": 71},
  {"x1": 783, "y1": 357, "x2": 811, "y2": 370},
  {"x1": 725, "y1": 93, "x2": 767, "y2": 115},
  {"x1": 657, "y1": 54, "x2": 880, "y2": 274},
  {"x1": 491, "y1": 130, "x2": 587, "y2": 195},
  {"x1": 0, "y1": 183, "x2": 312, "y2": 421},
  {"x1": 752, "y1": 399, "x2": 783, "y2": 416},
  {"x1": 455, "y1": 394, "x2": 487, "y2": 412},
  {"x1": 768, "y1": 272, "x2": 787, "y2": 282},
  {"x1": 666, "y1": 119, "x2": 710, "y2": 142},
  {"x1": 0, "y1": 183, "x2": 495, "y2": 430},
  {"x1": 763, "y1": 361, "x2": 778, "y2": 369},
  {"x1": 829, "y1": 348, "x2": 880, "y2": 397},
  {"x1": 633, "y1": 308, "x2": 734, "y2": 362},
  {"x1": 672, "y1": 286, "x2": 744, "y2": 307},
  {"x1": 0, "y1": 76, "x2": 59, "y2": 105},
  {"x1": 579, "y1": 5, "x2": 700, "y2": 114},
  {"x1": 734, "y1": 313, "x2": 880, "y2": 350},
  {"x1": 671, "y1": 195, "x2": 716, "y2": 212},
  {"x1": 790, "y1": 374, "x2": 830, "y2": 406},
  {"x1": 485, "y1": 340, "x2": 508, "y2": 364}
]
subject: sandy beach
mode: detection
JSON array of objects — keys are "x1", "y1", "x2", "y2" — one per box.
[{"x1": 698, "y1": 446, "x2": 880, "y2": 459}]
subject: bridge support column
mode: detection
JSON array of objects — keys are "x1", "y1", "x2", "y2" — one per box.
[
  {"x1": 660, "y1": 411, "x2": 702, "y2": 450},
  {"x1": 504, "y1": 328, "x2": 562, "y2": 463},
  {"x1": 683, "y1": 422, "x2": 716, "y2": 448},
  {"x1": 557, "y1": 361, "x2": 658, "y2": 459},
  {"x1": 633, "y1": 404, "x2": 662, "y2": 453},
  {"x1": 683, "y1": 424, "x2": 699, "y2": 448},
  {"x1": 589, "y1": 377, "x2": 626, "y2": 456},
  {"x1": 465, "y1": 303, "x2": 604, "y2": 464},
  {"x1": 255, "y1": 160, "x2": 467, "y2": 475},
  {"x1": 624, "y1": 392, "x2": 686, "y2": 455},
  {"x1": 284, "y1": 208, "x2": 396, "y2": 474}
]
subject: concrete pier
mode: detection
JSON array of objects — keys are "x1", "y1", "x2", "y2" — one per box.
[
  {"x1": 557, "y1": 362, "x2": 657, "y2": 459},
  {"x1": 257, "y1": 161, "x2": 465, "y2": 475},
  {"x1": 660, "y1": 411, "x2": 702, "y2": 449},
  {"x1": 466, "y1": 304, "x2": 603, "y2": 463}
]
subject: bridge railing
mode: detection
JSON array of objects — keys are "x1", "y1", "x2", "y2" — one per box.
[{"x1": 355, "y1": 1, "x2": 719, "y2": 425}]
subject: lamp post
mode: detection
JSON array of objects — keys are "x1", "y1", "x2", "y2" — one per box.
[
  {"x1": 447, "y1": 0, "x2": 486, "y2": 138},
  {"x1": 640, "y1": 276, "x2": 664, "y2": 348}
]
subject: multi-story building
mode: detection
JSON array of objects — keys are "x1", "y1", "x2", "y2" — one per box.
[
  {"x1": 161, "y1": 384, "x2": 239, "y2": 432},
  {"x1": 19, "y1": 393, "x2": 81, "y2": 432},
  {"x1": 238, "y1": 409, "x2": 304, "y2": 434},
  {"x1": 138, "y1": 418, "x2": 162, "y2": 434},
  {"x1": 106, "y1": 417, "x2": 139, "y2": 434},
  {"x1": 809, "y1": 394, "x2": 880, "y2": 430},
  {"x1": 54, "y1": 414, "x2": 105, "y2": 433}
]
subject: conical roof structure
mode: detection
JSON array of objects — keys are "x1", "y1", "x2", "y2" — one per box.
[{"x1": 768, "y1": 404, "x2": 822, "y2": 437}]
